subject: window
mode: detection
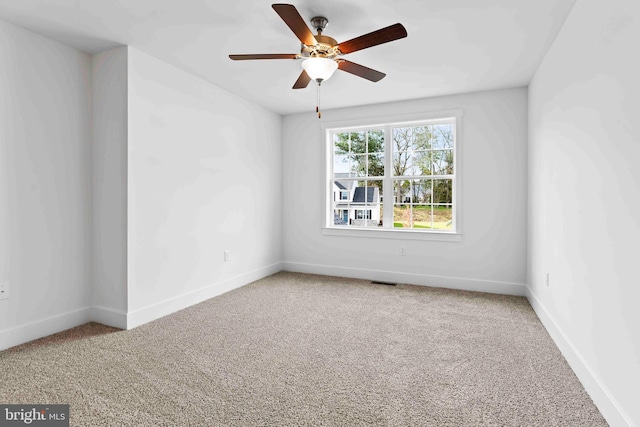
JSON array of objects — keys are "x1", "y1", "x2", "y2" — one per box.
[{"x1": 326, "y1": 113, "x2": 459, "y2": 234}]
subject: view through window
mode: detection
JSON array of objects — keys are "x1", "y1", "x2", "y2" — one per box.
[{"x1": 328, "y1": 116, "x2": 457, "y2": 232}]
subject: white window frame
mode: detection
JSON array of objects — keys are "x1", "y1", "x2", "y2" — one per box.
[{"x1": 323, "y1": 110, "x2": 463, "y2": 242}]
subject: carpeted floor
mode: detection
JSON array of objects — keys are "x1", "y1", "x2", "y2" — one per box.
[{"x1": 0, "y1": 272, "x2": 607, "y2": 426}]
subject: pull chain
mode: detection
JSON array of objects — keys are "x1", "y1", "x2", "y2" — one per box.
[{"x1": 316, "y1": 81, "x2": 322, "y2": 119}]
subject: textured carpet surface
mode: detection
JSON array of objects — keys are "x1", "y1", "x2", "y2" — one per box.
[{"x1": 1, "y1": 272, "x2": 607, "y2": 426}]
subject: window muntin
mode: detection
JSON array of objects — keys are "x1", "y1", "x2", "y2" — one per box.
[{"x1": 328, "y1": 117, "x2": 457, "y2": 233}]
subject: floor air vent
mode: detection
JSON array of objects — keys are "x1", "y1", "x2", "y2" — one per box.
[{"x1": 371, "y1": 280, "x2": 397, "y2": 286}]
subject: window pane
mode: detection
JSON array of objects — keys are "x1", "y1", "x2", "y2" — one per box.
[
  {"x1": 434, "y1": 205, "x2": 453, "y2": 230},
  {"x1": 351, "y1": 155, "x2": 366, "y2": 177},
  {"x1": 354, "y1": 180, "x2": 382, "y2": 209},
  {"x1": 349, "y1": 180, "x2": 382, "y2": 228},
  {"x1": 432, "y1": 179, "x2": 453, "y2": 203},
  {"x1": 393, "y1": 179, "x2": 411, "y2": 203},
  {"x1": 366, "y1": 179, "x2": 383, "y2": 194},
  {"x1": 333, "y1": 153, "x2": 350, "y2": 175},
  {"x1": 412, "y1": 205, "x2": 432, "y2": 229},
  {"x1": 412, "y1": 126, "x2": 431, "y2": 150},
  {"x1": 367, "y1": 153, "x2": 384, "y2": 177},
  {"x1": 332, "y1": 180, "x2": 353, "y2": 209},
  {"x1": 394, "y1": 153, "x2": 430, "y2": 176},
  {"x1": 432, "y1": 124, "x2": 454, "y2": 149},
  {"x1": 411, "y1": 151, "x2": 431, "y2": 176},
  {"x1": 431, "y1": 150, "x2": 454, "y2": 175},
  {"x1": 392, "y1": 127, "x2": 412, "y2": 153},
  {"x1": 392, "y1": 152, "x2": 412, "y2": 176},
  {"x1": 393, "y1": 126, "x2": 431, "y2": 153},
  {"x1": 393, "y1": 204, "x2": 410, "y2": 228},
  {"x1": 332, "y1": 178, "x2": 352, "y2": 225},
  {"x1": 350, "y1": 132, "x2": 367, "y2": 154},
  {"x1": 367, "y1": 129, "x2": 384, "y2": 154},
  {"x1": 413, "y1": 179, "x2": 433, "y2": 204},
  {"x1": 333, "y1": 208, "x2": 349, "y2": 225},
  {"x1": 334, "y1": 133, "x2": 350, "y2": 155}
]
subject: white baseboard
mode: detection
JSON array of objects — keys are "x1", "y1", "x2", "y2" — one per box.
[
  {"x1": 1, "y1": 263, "x2": 284, "y2": 350},
  {"x1": 90, "y1": 306, "x2": 128, "y2": 330},
  {"x1": 0, "y1": 307, "x2": 92, "y2": 351},
  {"x1": 125, "y1": 262, "x2": 283, "y2": 329},
  {"x1": 283, "y1": 261, "x2": 526, "y2": 296},
  {"x1": 526, "y1": 288, "x2": 634, "y2": 427}
]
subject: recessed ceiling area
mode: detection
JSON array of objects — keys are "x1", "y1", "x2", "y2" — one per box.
[{"x1": 0, "y1": 0, "x2": 577, "y2": 115}]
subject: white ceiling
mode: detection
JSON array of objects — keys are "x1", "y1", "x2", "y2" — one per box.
[{"x1": 0, "y1": 0, "x2": 577, "y2": 115}]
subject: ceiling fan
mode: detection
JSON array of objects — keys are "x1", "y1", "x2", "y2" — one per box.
[{"x1": 229, "y1": 3, "x2": 408, "y2": 117}]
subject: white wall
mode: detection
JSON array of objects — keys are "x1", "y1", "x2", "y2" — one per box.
[
  {"x1": 91, "y1": 47, "x2": 129, "y2": 327},
  {"x1": 527, "y1": 0, "x2": 640, "y2": 425},
  {"x1": 282, "y1": 87, "x2": 528, "y2": 295},
  {"x1": 126, "y1": 48, "x2": 283, "y2": 326},
  {"x1": 0, "y1": 26, "x2": 283, "y2": 348},
  {"x1": 0, "y1": 20, "x2": 93, "y2": 349}
]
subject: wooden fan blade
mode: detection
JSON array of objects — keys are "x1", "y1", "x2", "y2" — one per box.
[
  {"x1": 272, "y1": 4, "x2": 317, "y2": 46},
  {"x1": 338, "y1": 60, "x2": 386, "y2": 82},
  {"x1": 337, "y1": 23, "x2": 407, "y2": 54},
  {"x1": 293, "y1": 70, "x2": 312, "y2": 89},
  {"x1": 229, "y1": 54, "x2": 298, "y2": 60}
]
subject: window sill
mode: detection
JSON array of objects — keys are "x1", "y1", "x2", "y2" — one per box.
[{"x1": 321, "y1": 227, "x2": 462, "y2": 242}]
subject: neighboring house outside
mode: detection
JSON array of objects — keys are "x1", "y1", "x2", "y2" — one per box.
[{"x1": 333, "y1": 181, "x2": 381, "y2": 227}]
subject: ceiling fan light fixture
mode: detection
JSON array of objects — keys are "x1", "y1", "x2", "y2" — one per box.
[{"x1": 301, "y1": 57, "x2": 338, "y2": 82}]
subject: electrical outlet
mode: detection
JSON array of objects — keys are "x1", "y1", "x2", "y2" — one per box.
[
  {"x1": 400, "y1": 247, "x2": 406, "y2": 256},
  {"x1": 545, "y1": 273, "x2": 550, "y2": 287},
  {"x1": 224, "y1": 250, "x2": 231, "y2": 262},
  {"x1": 0, "y1": 282, "x2": 8, "y2": 300}
]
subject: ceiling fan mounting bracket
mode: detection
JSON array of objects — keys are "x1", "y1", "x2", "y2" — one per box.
[{"x1": 310, "y1": 16, "x2": 328, "y2": 33}]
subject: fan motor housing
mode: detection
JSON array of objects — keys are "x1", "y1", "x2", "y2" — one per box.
[
  {"x1": 300, "y1": 16, "x2": 339, "y2": 59},
  {"x1": 301, "y1": 35, "x2": 339, "y2": 59}
]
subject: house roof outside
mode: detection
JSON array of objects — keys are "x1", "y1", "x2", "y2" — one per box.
[{"x1": 353, "y1": 187, "x2": 379, "y2": 204}]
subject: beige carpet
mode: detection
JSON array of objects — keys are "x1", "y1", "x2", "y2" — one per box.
[{"x1": 1, "y1": 272, "x2": 607, "y2": 426}]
